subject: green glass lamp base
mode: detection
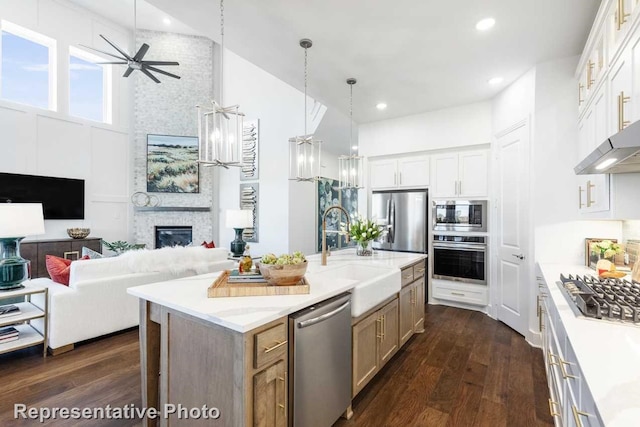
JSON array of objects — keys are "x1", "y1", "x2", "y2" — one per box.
[
  {"x1": 0, "y1": 237, "x2": 30, "y2": 291},
  {"x1": 230, "y1": 228, "x2": 246, "y2": 257}
]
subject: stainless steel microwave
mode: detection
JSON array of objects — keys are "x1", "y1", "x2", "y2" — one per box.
[{"x1": 432, "y1": 200, "x2": 487, "y2": 233}]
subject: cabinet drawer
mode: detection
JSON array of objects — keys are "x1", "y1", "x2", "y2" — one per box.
[
  {"x1": 432, "y1": 281, "x2": 487, "y2": 305},
  {"x1": 401, "y1": 267, "x2": 414, "y2": 287},
  {"x1": 254, "y1": 322, "x2": 287, "y2": 369},
  {"x1": 412, "y1": 260, "x2": 426, "y2": 279}
]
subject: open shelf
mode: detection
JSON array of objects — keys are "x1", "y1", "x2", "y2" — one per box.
[
  {"x1": 0, "y1": 324, "x2": 45, "y2": 355},
  {"x1": 0, "y1": 302, "x2": 45, "y2": 328}
]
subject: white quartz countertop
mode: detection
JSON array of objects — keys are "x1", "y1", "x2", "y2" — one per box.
[
  {"x1": 128, "y1": 249, "x2": 426, "y2": 333},
  {"x1": 538, "y1": 263, "x2": 640, "y2": 427}
]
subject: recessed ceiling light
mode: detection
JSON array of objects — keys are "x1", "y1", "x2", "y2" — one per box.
[
  {"x1": 352, "y1": 145, "x2": 359, "y2": 150},
  {"x1": 376, "y1": 103, "x2": 387, "y2": 110},
  {"x1": 488, "y1": 77, "x2": 504, "y2": 85},
  {"x1": 163, "y1": 17, "x2": 171, "y2": 25},
  {"x1": 476, "y1": 17, "x2": 496, "y2": 31}
]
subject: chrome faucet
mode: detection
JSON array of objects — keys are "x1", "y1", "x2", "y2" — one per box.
[{"x1": 322, "y1": 205, "x2": 350, "y2": 266}]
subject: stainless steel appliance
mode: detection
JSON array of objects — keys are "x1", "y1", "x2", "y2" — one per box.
[
  {"x1": 558, "y1": 274, "x2": 640, "y2": 325},
  {"x1": 575, "y1": 118, "x2": 640, "y2": 174},
  {"x1": 288, "y1": 293, "x2": 352, "y2": 427},
  {"x1": 433, "y1": 235, "x2": 486, "y2": 285},
  {"x1": 371, "y1": 190, "x2": 428, "y2": 253},
  {"x1": 432, "y1": 200, "x2": 487, "y2": 233}
]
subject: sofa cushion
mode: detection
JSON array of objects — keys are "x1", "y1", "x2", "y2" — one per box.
[{"x1": 46, "y1": 255, "x2": 72, "y2": 285}]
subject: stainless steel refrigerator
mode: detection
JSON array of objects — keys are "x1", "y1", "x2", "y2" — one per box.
[{"x1": 371, "y1": 189, "x2": 428, "y2": 253}]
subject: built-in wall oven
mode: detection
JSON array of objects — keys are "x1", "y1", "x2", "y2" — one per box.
[
  {"x1": 432, "y1": 200, "x2": 487, "y2": 233},
  {"x1": 432, "y1": 235, "x2": 486, "y2": 285}
]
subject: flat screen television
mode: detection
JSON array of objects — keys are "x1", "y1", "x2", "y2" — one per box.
[{"x1": 0, "y1": 173, "x2": 85, "y2": 220}]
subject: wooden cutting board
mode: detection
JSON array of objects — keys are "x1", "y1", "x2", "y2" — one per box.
[{"x1": 207, "y1": 270, "x2": 310, "y2": 298}]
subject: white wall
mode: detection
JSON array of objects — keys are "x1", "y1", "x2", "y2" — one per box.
[
  {"x1": 218, "y1": 49, "x2": 326, "y2": 255},
  {"x1": 0, "y1": 0, "x2": 131, "y2": 242},
  {"x1": 492, "y1": 68, "x2": 536, "y2": 133},
  {"x1": 358, "y1": 101, "x2": 492, "y2": 157}
]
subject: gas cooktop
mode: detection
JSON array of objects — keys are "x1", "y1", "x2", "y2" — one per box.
[{"x1": 557, "y1": 274, "x2": 640, "y2": 325}]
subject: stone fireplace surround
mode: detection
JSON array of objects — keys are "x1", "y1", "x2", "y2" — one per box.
[{"x1": 134, "y1": 210, "x2": 213, "y2": 250}]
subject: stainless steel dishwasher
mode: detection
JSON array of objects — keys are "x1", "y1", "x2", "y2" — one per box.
[{"x1": 289, "y1": 292, "x2": 352, "y2": 427}]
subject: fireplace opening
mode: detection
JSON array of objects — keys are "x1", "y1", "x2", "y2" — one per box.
[{"x1": 155, "y1": 226, "x2": 193, "y2": 248}]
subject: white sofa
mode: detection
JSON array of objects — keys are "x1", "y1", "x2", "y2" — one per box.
[{"x1": 30, "y1": 246, "x2": 233, "y2": 353}]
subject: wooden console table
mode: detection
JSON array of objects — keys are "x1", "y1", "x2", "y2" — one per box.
[{"x1": 21, "y1": 238, "x2": 102, "y2": 279}]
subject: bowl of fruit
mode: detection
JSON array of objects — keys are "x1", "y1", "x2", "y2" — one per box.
[{"x1": 258, "y1": 252, "x2": 307, "y2": 286}]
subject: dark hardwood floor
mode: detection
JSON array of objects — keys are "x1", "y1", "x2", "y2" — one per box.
[
  {"x1": 335, "y1": 305, "x2": 553, "y2": 427},
  {"x1": 0, "y1": 305, "x2": 552, "y2": 427}
]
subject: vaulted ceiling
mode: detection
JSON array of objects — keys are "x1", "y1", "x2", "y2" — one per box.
[{"x1": 71, "y1": 0, "x2": 600, "y2": 124}]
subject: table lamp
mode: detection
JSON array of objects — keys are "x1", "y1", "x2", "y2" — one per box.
[
  {"x1": 225, "y1": 209, "x2": 253, "y2": 257},
  {"x1": 0, "y1": 203, "x2": 45, "y2": 290}
]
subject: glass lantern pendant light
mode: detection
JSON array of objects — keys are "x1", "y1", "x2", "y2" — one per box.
[
  {"x1": 197, "y1": 0, "x2": 244, "y2": 168},
  {"x1": 337, "y1": 78, "x2": 364, "y2": 189},
  {"x1": 288, "y1": 39, "x2": 322, "y2": 182}
]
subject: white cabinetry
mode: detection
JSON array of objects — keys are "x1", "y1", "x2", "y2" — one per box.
[
  {"x1": 576, "y1": 1, "x2": 640, "y2": 219},
  {"x1": 369, "y1": 156, "x2": 429, "y2": 190},
  {"x1": 577, "y1": 84, "x2": 610, "y2": 214},
  {"x1": 431, "y1": 150, "x2": 488, "y2": 198},
  {"x1": 537, "y1": 271, "x2": 603, "y2": 427}
]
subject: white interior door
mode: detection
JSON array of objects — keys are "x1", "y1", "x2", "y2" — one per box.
[{"x1": 495, "y1": 121, "x2": 530, "y2": 337}]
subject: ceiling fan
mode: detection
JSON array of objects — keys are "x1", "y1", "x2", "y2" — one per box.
[
  {"x1": 81, "y1": 35, "x2": 180, "y2": 83},
  {"x1": 80, "y1": 0, "x2": 180, "y2": 83}
]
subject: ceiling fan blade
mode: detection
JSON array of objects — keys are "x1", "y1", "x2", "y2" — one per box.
[
  {"x1": 123, "y1": 67, "x2": 134, "y2": 78},
  {"x1": 141, "y1": 68, "x2": 161, "y2": 84},
  {"x1": 79, "y1": 44, "x2": 127, "y2": 61},
  {"x1": 133, "y1": 43, "x2": 150, "y2": 62},
  {"x1": 145, "y1": 65, "x2": 181, "y2": 80},
  {"x1": 99, "y1": 34, "x2": 133, "y2": 61},
  {"x1": 142, "y1": 61, "x2": 179, "y2": 66},
  {"x1": 97, "y1": 61, "x2": 128, "y2": 65}
]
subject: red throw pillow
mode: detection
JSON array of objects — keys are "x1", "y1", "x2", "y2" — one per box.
[
  {"x1": 45, "y1": 255, "x2": 72, "y2": 286},
  {"x1": 201, "y1": 241, "x2": 216, "y2": 249},
  {"x1": 45, "y1": 255, "x2": 90, "y2": 286}
]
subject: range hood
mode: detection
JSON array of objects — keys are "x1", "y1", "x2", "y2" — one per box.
[{"x1": 575, "y1": 119, "x2": 640, "y2": 174}]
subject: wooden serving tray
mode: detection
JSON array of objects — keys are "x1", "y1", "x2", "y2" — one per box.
[{"x1": 208, "y1": 270, "x2": 310, "y2": 298}]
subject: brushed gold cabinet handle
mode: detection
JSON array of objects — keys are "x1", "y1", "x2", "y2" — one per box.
[
  {"x1": 587, "y1": 61, "x2": 595, "y2": 89},
  {"x1": 618, "y1": 91, "x2": 631, "y2": 131},
  {"x1": 578, "y1": 83, "x2": 584, "y2": 105},
  {"x1": 578, "y1": 186, "x2": 585, "y2": 208},
  {"x1": 617, "y1": 0, "x2": 630, "y2": 31},
  {"x1": 548, "y1": 399, "x2": 560, "y2": 417},
  {"x1": 451, "y1": 292, "x2": 465, "y2": 297},
  {"x1": 586, "y1": 180, "x2": 595, "y2": 207},
  {"x1": 548, "y1": 352, "x2": 560, "y2": 366},
  {"x1": 278, "y1": 372, "x2": 287, "y2": 413},
  {"x1": 416, "y1": 268, "x2": 425, "y2": 273},
  {"x1": 559, "y1": 358, "x2": 578, "y2": 380},
  {"x1": 264, "y1": 340, "x2": 288, "y2": 354},
  {"x1": 572, "y1": 405, "x2": 592, "y2": 427}
]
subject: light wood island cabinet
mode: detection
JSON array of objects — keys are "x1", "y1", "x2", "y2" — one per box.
[
  {"x1": 351, "y1": 258, "x2": 426, "y2": 398},
  {"x1": 139, "y1": 301, "x2": 288, "y2": 427}
]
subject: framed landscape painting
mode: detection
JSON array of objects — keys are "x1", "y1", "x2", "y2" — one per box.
[{"x1": 147, "y1": 134, "x2": 199, "y2": 193}]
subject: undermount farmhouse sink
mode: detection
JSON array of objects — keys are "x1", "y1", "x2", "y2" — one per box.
[{"x1": 317, "y1": 264, "x2": 401, "y2": 317}]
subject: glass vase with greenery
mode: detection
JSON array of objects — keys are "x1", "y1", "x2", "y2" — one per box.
[{"x1": 348, "y1": 216, "x2": 383, "y2": 256}]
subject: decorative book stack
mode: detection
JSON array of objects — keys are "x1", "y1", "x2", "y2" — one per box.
[
  {"x1": 0, "y1": 304, "x2": 21, "y2": 318},
  {"x1": 0, "y1": 326, "x2": 19, "y2": 344}
]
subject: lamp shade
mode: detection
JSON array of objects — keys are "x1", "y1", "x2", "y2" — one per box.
[
  {"x1": 225, "y1": 209, "x2": 253, "y2": 229},
  {"x1": 0, "y1": 203, "x2": 45, "y2": 238}
]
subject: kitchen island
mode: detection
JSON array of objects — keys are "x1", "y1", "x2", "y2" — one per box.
[
  {"x1": 537, "y1": 263, "x2": 640, "y2": 427},
  {"x1": 128, "y1": 249, "x2": 426, "y2": 427}
]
